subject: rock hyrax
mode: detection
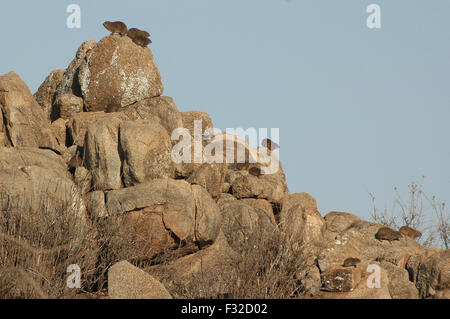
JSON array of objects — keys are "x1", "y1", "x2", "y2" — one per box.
[
  {"x1": 375, "y1": 226, "x2": 402, "y2": 242},
  {"x1": 131, "y1": 35, "x2": 152, "y2": 48},
  {"x1": 248, "y1": 166, "x2": 262, "y2": 177},
  {"x1": 262, "y1": 138, "x2": 279, "y2": 151},
  {"x1": 127, "y1": 27, "x2": 150, "y2": 39},
  {"x1": 127, "y1": 28, "x2": 152, "y2": 47},
  {"x1": 343, "y1": 257, "x2": 361, "y2": 268},
  {"x1": 236, "y1": 162, "x2": 249, "y2": 170},
  {"x1": 103, "y1": 21, "x2": 128, "y2": 36},
  {"x1": 399, "y1": 226, "x2": 422, "y2": 239}
]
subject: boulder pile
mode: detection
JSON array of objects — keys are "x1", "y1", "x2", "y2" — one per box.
[{"x1": 0, "y1": 35, "x2": 448, "y2": 299}]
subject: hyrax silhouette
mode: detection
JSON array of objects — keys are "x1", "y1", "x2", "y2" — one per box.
[
  {"x1": 399, "y1": 226, "x2": 422, "y2": 239},
  {"x1": 262, "y1": 138, "x2": 279, "y2": 151},
  {"x1": 127, "y1": 28, "x2": 152, "y2": 47},
  {"x1": 236, "y1": 162, "x2": 250, "y2": 170},
  {"x1": 131, "y1": 36, "x2": 152, "y2": 48},
  {"x1": 103, "y1": 21, "x2": 128, "y2": 36},
  {"x1": 375, "y1": 226, "x2": 402, "y2": 243},
  {"x1": 343, "y1": 257, "x2": 361, "y2": 268},
  {"x1": 127, "y1": 27, "x2": 150, "y2": 39},
  {"x1": 248, "y1": 166, "x2": 262, "y2": 177}
]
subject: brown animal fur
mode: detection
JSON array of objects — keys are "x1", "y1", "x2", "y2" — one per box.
[
  {"x1": 127, "y1": 27, "x2": 150, "y2": 39},
  {"x1": 262, "y1": 138, "x2": 279, "y2": 151},
  {"x1": 103, "y1": 21, "x2": 128, "y2": 36},
  {"x1": 399, "y1": 226, "x2": 422, "y2": 239},
  {"x1": 375, "y1": 226, "x2": 402, "y2": 242},
  {"x1": 236, "y1": 162, "x2": 249, "y2": 170},
  {"x1": 131, "y1": 35, "x2": 152, "y2": 48},
  {"x1": 343, "y1": 257, "x2": 361, "y2": 267},
  {"x1": 127, "y1": 28, "x2": 152, "y2": 47},
  {"x1": 248, "y1": 166, "x2": 262, "y2": 177}
]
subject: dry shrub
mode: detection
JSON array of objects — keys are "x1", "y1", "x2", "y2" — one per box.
[
  {"x1": 370, "y1": 177, "x2": 449, "y2": 249},
  {"x1": 154, "y1": 217, "x2": 320, "y2": 299},
  {"x1": 0, "y1": 207, "x2": 98, "y2": 298}
]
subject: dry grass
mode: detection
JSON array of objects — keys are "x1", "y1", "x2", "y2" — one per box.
[{"x1": 0, "y1": 207, "x2": 98, "y2": 298}]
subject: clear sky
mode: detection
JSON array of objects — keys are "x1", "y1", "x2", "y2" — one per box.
[{"x1": 1, "y1": 0, "x2": 449, "y2": 222}]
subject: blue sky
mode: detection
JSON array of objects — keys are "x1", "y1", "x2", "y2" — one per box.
[{"x1": 1, "y1": 0, "x2": 449, "y2": 221}]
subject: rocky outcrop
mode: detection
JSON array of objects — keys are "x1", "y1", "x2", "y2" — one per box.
[{"x1": 0, "y1": 34, "x2": 447, "y2": 300}]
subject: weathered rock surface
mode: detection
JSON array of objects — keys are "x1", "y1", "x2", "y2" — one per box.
[
  {"x1": 279, "y1": 193, "x2": 325, "y2": 246},
  {"x1": 120, "y1": 119, "x2": 174, "y2": 187},
  {"x1": 218, "y1": 199, "x2": 277, "y2": 252},
  {"x1": 56, "y1": 40, "x2": 97, "y2": 98},
  {"x1": 78, "y1": 35, "x2": 163, "y2": 112},
  {"x1": 105, "y1": 179, "x2": 221, "y2": 247},
  {"x1": 123, "y1": 96, "x2": 183, "y2": 139},
  {"x1": 187, "y1": 163, "x2": 226, "y2": 198},
  {"x1": 84, "y1": 116, "x2": 123, "y2": 190},
  {"x1": 33, "y1": 69, "x2": 65, "y2": 120},
  {"x1": 0, "y1": 165, "x2": 86, "y2": 219},
  {"x1": 108, "y1": 261, "x2": 172, "y2": 299},
  {"x1": 406, "y1": 249, "x2": 450, "y2": 298},
  {"x1": 0, "y1": 72, "x2": 59, "y2": 150},
  {"x1": 66, "y1": 111, "x2": 128, "y2": 147},
  {"x1": 321, "y1": 264, "x2": 362, "y2": 292},
  {"x1": 52, "y1": 93, "x2": 83, "y2": 120}
]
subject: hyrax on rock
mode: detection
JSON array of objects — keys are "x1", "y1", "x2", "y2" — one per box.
[
  {"x1": 375, "y1": 226, "x2": 402, "y2": 243},
  {"x1": 103, "y1": 21, "x2": 128, "y2": 36},
  {"x1": 343, "y1": 257, "x2": 361, "y2": 268},
  {"x1": 399, "y1": 226, "x2": 422, "y2": 239},
  {"x1": 131, "y1": 35, "x2": 152, "y2": 48},
  {"x1": 127, "y1": 28, "x2": 152, "y2": 47},
  {"x1": 262, "y1": 138, "x2": 279, "y2": 151},
  {"x1": 127, "y1": 27, "x2": 150, "y2": 39},
  {"x1": 248, "y1": 166, "x2": 262, "y2": 177}
]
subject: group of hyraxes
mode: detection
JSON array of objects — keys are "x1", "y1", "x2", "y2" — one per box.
[
  {"x1": 340, "y1": 225, "x2": 422, "y2": 269},
  {"x1": 103, "y1": 21, "x2": 151, "y2": 47}
]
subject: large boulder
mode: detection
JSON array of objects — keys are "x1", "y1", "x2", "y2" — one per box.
[
  {"x1": 83, "y1": 116, "x2": 124, "y2": 190},
  {"x1": 279, "y1": 193, "x2": 325, "y2": 247},
  {"x1": 0, "y1": 147, "x2": 68, "y2": 178},
  {"x1": 33, "y1": 69, "x2": 65, "y2": 120},
  {"x1": 105, "y1": 179, "x2": 221, "y2": 245},
  {"x1": 55, "y1": 40, "x2": 97, "y2": 101},
  {"x1": 108, "y1": 261, "x2": 172, "y2": 299},
  {"x1": 380, "y1": 261, "x2": 419, "y2": 299},
  {"x1": 123, "y1": 96, "x2": 183, "y2": 139},
  {"x1": 406, "y1": 249, "x2": 450, "y2": 298},
  {"x1": 0, "y1": 72, "x2": 59, "y2": 150},
  {"x1": 224, "y1": 144, "x2": 289, "y2": 204},
  {"x1": 120, "y1": 119, "x2": 174, "y2": 187},
  {"x1": 78, "y1": 35, "x2": 163, "y2": 112},
  {"x1": 174, "y1": 111, "x2": 214, "y2": 178},
  {"x1": 187, "y1": 163, "x2": 227, "y2": 199},
  {"x1": 66, "y1": 112, "x2": 128, "y2": 148},
  {"x1": 218, "y1": 199, "x2": 277, "y2": 252},
  {"x1": 52, "y1": 93, "x2": 83, "y2": 120},
  {"x1": 0, "y1": 165, "x2": 86, "y2": 219},
  {"x1": 321, "y1": 264, "x2": 362, "y2": 292}
]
